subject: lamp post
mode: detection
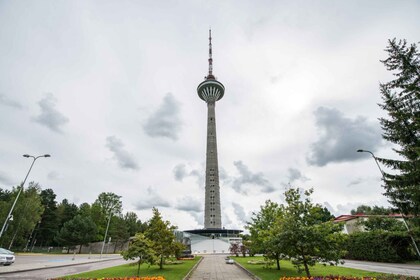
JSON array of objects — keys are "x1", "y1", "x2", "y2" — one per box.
[
  {"x1": 100, "y1": 206, "x2": 115, "y2": 259},
  {"x1": 357, "y1": 149, "x2": 420, "y2": 258},
  {"x1": 0, "y1": 154, "x2": 50, "y2": 239}
]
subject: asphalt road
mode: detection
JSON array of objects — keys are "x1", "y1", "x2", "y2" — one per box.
[
  {"x1": 0, "y1": 254, "x2": 131, "y2": 280},
  {"x1": 341, "y1": 259, "x2": 420, "y2": 276}
]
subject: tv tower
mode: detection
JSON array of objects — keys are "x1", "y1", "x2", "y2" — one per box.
[{"x1": 197, "y1": 30, "x2": 225, "y2": 229}]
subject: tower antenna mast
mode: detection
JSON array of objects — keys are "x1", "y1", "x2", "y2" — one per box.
[{"x1": 207, "y1": 29, "x2": 215, "y2": 80}]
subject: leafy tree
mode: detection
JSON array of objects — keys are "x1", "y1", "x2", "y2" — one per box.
[
  {"x1": 56, "y1": 199, "x2": 78, "y2": 229},
  {"x1": 275, "y1": 188, "x2": 346, "y2": 277},
  {"x1": 109, "y1": 215, "x2": 130, "y2": 253},
  {"x1": 37, "y1": 188, "x2": 59, "y2": 246},
  {"x1": 359, "y1": 216, "x2": 406, "y2": 232},
  {"x1": 55, "y1": 214, "x2": 97, "y2": 253},
  {"x1": 92, "y1": 192, "x2": 122, "y2": 241},
  {"x1": 377, "y1": 39, "x2": 420, "y2": 215},
  {"x1": 125, "y1": 211, "x2": 147, "y2": 236},
  {"x1": 122, "y1": 233, "x2": 157, "y2": 276},
  {"x1": 144, "y1": 207, "x2": 178, "y2": 269},
  {"x1": 246, "y1": 200, "x2": 283, "y2": 269},
  {"x1": 229, "y1": 243, "x2": 240, "y2": 257},
  {"x1": 3, "y1": 183, "x2": 44, "y2": 249},
  {"x1": 351, "y1": 205, "x2": 394, "y2": 215}
]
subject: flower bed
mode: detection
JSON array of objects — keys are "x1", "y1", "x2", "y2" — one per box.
[{"x1": 279, "y1": 276, "x2": 420, "y2": 280}]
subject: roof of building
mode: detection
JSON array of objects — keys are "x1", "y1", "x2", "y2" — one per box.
[{"x1": 334, "y1": 213, "x2": 404, "y2": 223}]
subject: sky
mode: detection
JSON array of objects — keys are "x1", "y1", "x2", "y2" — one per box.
[{"x1": 0, "y1": 0, "x2": 419, "y2": 231}]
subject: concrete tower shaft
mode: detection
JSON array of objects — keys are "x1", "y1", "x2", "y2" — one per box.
[{"x1": 197, "y1": 30, "x2": 225, "y2": 229}]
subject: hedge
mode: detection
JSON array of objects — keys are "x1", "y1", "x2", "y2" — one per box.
[{"x1": 345, "y1": 231, "x2": 415, "y2": 262}]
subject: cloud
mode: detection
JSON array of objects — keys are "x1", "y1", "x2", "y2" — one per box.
[
  {"x1": 190, "y1": 212, "x2": 204, "y2": 227},
  {"x1": 172, "y1": 163, "x2": 204, "y2": 186},
  {"x1": 134, "y1": 187, "x2": 171, "y2": 210},
  {"x1": 47, "y1": 171, "x2": 61, "y2": 180},
  {"x1": 33, "y1": 93, "x2": 69, "y2": 133},
  {"x1": 143, "y1": 93, "x2": 182, "y2": 140},
  {"x1": 307, "y1": 107, "x2": 383, "y2": 166},
  {"x1": 175, "y1": 196, "x2": 203, "y2": 212},
  {"x1": 0, "y1": 94, "x2": 23, "y2": 109},
  {"x1": 106, "y1": 136, "x2": 139, "y2": 170},
  {"x1": 0, "y1": 171, "x2": 14, "y2": 186},
  {"x1": 287, "y1": 168, "x2": 310, "y2": 183},
  {"x1": 232, "y1": 161, "x2": 275, "y2": 194},
  {"x1": 232, "y1": 202, "x2": 249, "y2": 223}
]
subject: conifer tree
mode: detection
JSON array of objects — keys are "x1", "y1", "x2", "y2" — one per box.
[{"x1": 378, "y1": 39, "x2": 420, "y2": 215}]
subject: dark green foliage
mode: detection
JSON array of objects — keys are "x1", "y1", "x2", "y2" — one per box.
[
  {"x1": 350, "y1": 205, "x2": 394, "y2": 215},
  {"x1": 37, "y1": 188, "x2": 59, "y2": 246},
  {"x1": 121, "y1": 233, "x2": 157, "y2": 276},
  {"x1": 345, "y1": 231, "x2": 414, "y2": 262},
  {"x1": 55, "y1": 214, "x2": 97, "y2": 253},
  {"x1": 377, "y1": 39, "x2": 420, "y2": 215},
  {"x1": 359, "y1": 216, "x2": 406, "y2": 232},
  {"x1": 144, "y1": 207, "x2": 181, "y2": 269}
]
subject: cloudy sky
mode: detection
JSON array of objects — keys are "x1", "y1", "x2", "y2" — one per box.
[{"x1": 0, "y1": 1, "x2": 419, "y2": 231}]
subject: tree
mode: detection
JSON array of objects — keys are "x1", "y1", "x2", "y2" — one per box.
[
  {"x1": 144, "y1": 207, "x2": 178, "y2": 269},
  {"x1": 246, "y1": 200, "x2": 283, "y2": 269},
  {"x1": 2, "y1": 183, "x2": 44, "y2": 249},
  {"x1": 377, "y1": 39, "x2": 420, "y2": 215},
  {"x1": 359, "y1": 216, "x2": 406, "y2": 232},
  {"x1": 92, "y1": 192, "x2": 122, "y2": 241},
  {"x1": 37, "y1": 189, "x2": 59, "y2": 247},
  {"x1": 122, "y1": 233, "x2": 157, "y2": 276},
  {"x1": 109, "y1": 215, "x2": 130, "y2": 253},
  {"x1": 351, "y1": 205, "x2": 394, "y2": 215},
  {"x1": 56, "y1": 199, "x2": 78, "y2": 229},
  {"x1": 275, "y1": 188, "x2": 346, "y2": 277},
  {"x1": 229, "y1": 243, "x2": 240, "y2": 257},
  {"x1": 124, "y1": 212, "x2": 147, "y2": 236},
  {"x1": 55, "y1": 215, "x2": 97, "y2": 253}
]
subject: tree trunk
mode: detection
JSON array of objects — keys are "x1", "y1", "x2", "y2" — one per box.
[
  {"x1": 302, "y1": 257, "x2": 310, "y2": 277},
  {"x1": 160, "y1": 256, "x2": 163, "y2": 269},
  {"x1": 137, "y1": 260, "x2": 141, "y2": 276},
  {"x1": 276, "y1": 253, "x2": 281, "y2": 270},
  {"x1": 79, "y1": 244, "x2": 82, "y2": 254}
]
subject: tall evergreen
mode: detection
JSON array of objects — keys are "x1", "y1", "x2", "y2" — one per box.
[{"x1": 378, "y1": 39, "x2": 420, "y2": 215}]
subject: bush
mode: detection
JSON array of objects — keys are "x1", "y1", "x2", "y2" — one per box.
[{"x1": 345, "y1": 231, "x2": 414, "y2": 262}]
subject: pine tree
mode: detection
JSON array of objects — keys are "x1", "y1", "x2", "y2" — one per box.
[{"x1": 378, "y1": 39, "x2": 420, "y2": 215}]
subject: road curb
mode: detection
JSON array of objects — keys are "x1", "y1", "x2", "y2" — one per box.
[
  {"x1": 0, "y1": 256, "x2": 122, "y2": 275},
  {"x1": 234, "y1": 260, "x2": 262, "y2": 280},
  {"x1": 183, "y1": 256, "x2": 204, "y2": 280}
]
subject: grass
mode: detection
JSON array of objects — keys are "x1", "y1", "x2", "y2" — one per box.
[
  {"x1": 232, "y1": 256, "x2": 386, "y2": 280},
  {"x1": 61, "y1": 257, "x2": 201, "y2": 279}
]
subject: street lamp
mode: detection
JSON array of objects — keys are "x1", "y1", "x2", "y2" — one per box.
[
  {"x1": 100, "y1": 205, "x2": 116, "y2": 259},
  {"x1": 357, "y1": 149, "x2": 420, "y2": 258},
  {"x1": 0, "y1": 154, "x2": 51, "y2": 239}
]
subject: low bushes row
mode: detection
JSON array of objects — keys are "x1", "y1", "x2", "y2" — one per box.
[
  {"x1": 279, "y1": 277, "x2": 420, "y2": 280},
  {"x1": 345, "y1": 231, "x2": 415, "y2": 262}
]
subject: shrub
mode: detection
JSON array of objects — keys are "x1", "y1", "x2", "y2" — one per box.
[{"x1": 345, "y1": 231, "x2": 414, "y2": 262}]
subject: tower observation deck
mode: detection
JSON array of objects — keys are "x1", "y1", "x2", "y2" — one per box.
[{"x1": 197, "y1": 30, "x2": 224, "y2": 229}]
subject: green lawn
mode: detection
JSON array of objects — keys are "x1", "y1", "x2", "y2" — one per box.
[
  {"x1": 232, "y1": 256, "x2": 386, "y2": 280},
  {"x1": 61, "y1": 257, "x2": 201, "y2": 279}
]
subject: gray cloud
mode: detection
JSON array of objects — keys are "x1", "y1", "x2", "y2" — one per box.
[
  {"x1": 47, "y1": 171, "x2": 60, "y2": 180},
  {"x1": 175, "y1": 196, "x2": 203, "y2": 212},
  {"x1": 33, "y1": 94, "x2": 69, "y2": 133},
  {"x1": 287, "y1": 167, "x2": 310, "y2": 183},
  {"x1": 172, "y1": 163, "x2": 204, "y2": 186},
  {"x1": 134, "y1": 187, "x2": 171, "y2": 210},
  {"x1": 232, "y1": 161, "x2": 275, "y2": 194},
  {"x1": 173, "y1": 164, "x2": 188, "y2": 181},
  {"x1": 106, "y1": 136, "x2": 139, "y2": 170},
  {"x1": 0, "y1": 94, "x2": 23, "y2": 109},
  {"x1": 0, "y1": 171, "x2": 14, "y2": 186},
  {"x1": 307, "y1": 107, "x2": 382, "y2": 166},
  {"x1": 232, "y1": 202, "x2": 249, "y2": 223},
  {"x1": 143, "y1": 93, "x2": 182, "y2": 140},
  {"x1": 190, "y1": 212, "x2": 204, "y2": 227}
]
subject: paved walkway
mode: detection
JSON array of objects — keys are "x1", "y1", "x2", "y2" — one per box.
[{"x1": 188, "y1": 255, "x2": 254, "y2": 280}]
